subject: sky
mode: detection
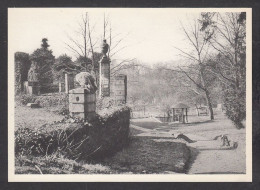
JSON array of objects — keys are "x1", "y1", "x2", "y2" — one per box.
[{"x1": 8, "y1": 8, "x2": 221, "y2": 65}]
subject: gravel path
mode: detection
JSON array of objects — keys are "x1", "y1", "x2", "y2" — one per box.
[{"x1": 130, "y1": 115, "x2": 246, "y2": 174}]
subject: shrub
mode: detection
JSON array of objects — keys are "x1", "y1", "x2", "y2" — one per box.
[
  {"x1": 16, "y1": 93, "x2": 69, "y2": 114},
  {"x1": 34, "y1": 93, "x2": 69, "y2": 108},
  {"x1": 15, "y1": 52, "x2": 31, "y2": 95},
  {"x1": 223, "y1": 87, "x2": 246, "y2": 129},
  {"x1": 15, "y1": 154, "x2": 112, "y2": 174},
  {"x1": 15, "y1": 106, "x2": 131, "y2": 161},
  {"x1": 16, "y1": 94, "x2": 37, "y2": 105},
  {"x1": 96, "y1": 97, "x2": 116, "y2": 110}
]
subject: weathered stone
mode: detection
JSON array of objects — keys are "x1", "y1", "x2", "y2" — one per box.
[
  {"x1": 99, "y1": 56, "x2": 111, "y2": 97},
  {"x1": 69, "y1": 89, "x2": 96, "y2": 121},
  {"x1": 26, "y1": 103, "x2": 40, "y2": 108},
  {"x1": 110, "y1": 74, "x2": 127, "y2": 105}
]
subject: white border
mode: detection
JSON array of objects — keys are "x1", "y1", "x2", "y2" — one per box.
[{"x1": 8, "y1": 8, "x2": 252, "y2": 182}]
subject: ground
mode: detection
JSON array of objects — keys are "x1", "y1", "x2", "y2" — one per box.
[
  {"x1": 14, "y1": 105, "x2": 246, "y2": 174},
  {"x1": 130, "y1": 115, "x2": 246, "y2": 174}
]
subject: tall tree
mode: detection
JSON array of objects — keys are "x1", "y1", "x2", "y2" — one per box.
[
  {"x1": 30, "y1": 38, "x2": 55, "y2": 92},
  {"x1": 200, "y1": 12, "x2": 246, "y2": 129},
  {"x1": 173, "y1": 19, "x2": 215, "y2": 120}
]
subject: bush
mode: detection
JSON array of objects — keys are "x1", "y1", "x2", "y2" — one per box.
[
  {"x1": 223, "y1": 88, "x2": 246, "y2": 129},
  {"x1": 15, "y1": 52, "x2": 31, "y2": 95},
  {"x1": 15, "y1": 154, "x2": 112, "y2": 174},
  {"x1": 16, "y1": 93, "x2": 69, "y2": 112},
  {"x1": 15, "y1": 106, "x2": 131, "y2": 161},
  {"x1": 96, "y1": 97, "x2": 116, "y2": 110},
  {"x1": 16, "y1": 94, "x2": 37, "y2": 105},
  {"x1": 34, "y1": 93, "x2": 69, "y2": 108}
]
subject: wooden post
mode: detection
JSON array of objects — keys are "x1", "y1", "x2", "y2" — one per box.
[
  {"x1": 182, "y1": 108, "x2": 185, "y2": 123},
  {"x1": 172, "y1": 108, "x2": 175, "y2": 121},
  {"x1": 186, "y1": 108, "x2": 188, "y2": 123}
]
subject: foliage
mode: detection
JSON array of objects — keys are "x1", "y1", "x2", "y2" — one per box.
[
  {"x1": 96, "y1": 97, "x2": 117, "y2": 110},
  {"x1": 75, "y1": 56, "x2": 92, "y2": 70},
  {"x1": 200, "y1": 12, "x2": 246, "y2": 128},
  {"x1": 15, "y1": 154, "x2": 111, "y2": 174},
  {"x1": 16, "y1": 93, "x2": 69, "y2": 115},
  {"x1": 15, "y1": 127, "x2": 56, "y2": 156},
  {"x1": 15, "y1": 106, "x2": 131, "y2": 161},
  {"x1": 15, "y1": 52, "x2": 31, "y2": 94},
  {"x1": 52, "y1": 54, "x2": 78, "y2": 83},
  {"x1": 30, "y1": 38, "x2": 55, "y2": 92},
  {"x1": 223, "y1": 87, "x2": 246, "y2": 129},
  {"x1": 17, "y1": 94, "x2": 37, "y2": 105},
  {"x1": 34, "y1": 93, "x2": 69, "y2": 108}
]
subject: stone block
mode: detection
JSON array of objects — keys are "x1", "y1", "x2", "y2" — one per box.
[
  {"x1": 26, "y1": 103, "x2": 40, "y2": 108},
  {"x1": 69, "y1": 89, "x2": 96, "y2": 121}
]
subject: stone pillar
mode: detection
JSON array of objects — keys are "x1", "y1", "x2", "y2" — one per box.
[
  {"x1": 59, "y1": 82, "x2": 65, "y2": 93},
  {"x1": 110, "y1": 74, "x2": 127, "y2": 105},
  {"x1": 69, "y1": 88, "x2": 96, "y2": 121},
  {"x1": 65, "y1": 74, "x2": 74, "y2": 93},
  {"x1": 99, "y1": 56, "x2": 111, "y2": 98}
]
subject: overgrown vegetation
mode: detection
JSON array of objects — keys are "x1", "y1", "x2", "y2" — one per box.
[
  {"x1": 16, "y1": 93, "x2": 69, "y2": 114},
  {"x1": 15, "y1": 52, "x2": 31, "y2": 94},
  {"x1": 15, "y1": 106, "x2": 131, "y2": 166},
  {"x1": 15, "y1": 154, "x2": 112, "y2": 174},
  {"x1": 30, "y1": 38, "x2": 55, "y2": 93},
  {"x1": 200, "y1": 12, "x2": 246, "y2": 129}
]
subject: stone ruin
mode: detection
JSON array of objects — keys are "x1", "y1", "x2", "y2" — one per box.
[
  {"x1": 68, "y1": 39, "x2": 127, "y2": 121},
  {"x1": 24, "y1": 61, "x2": 40, "y2": 95}
]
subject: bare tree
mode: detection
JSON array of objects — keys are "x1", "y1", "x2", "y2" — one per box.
[
  {"x1": 170, "y1": 19, "x2": 215, "y2": 120},
  {"x1": 65, "y1": 13, "x2": 99, "y2": 69},
  {"x1": 200, "y1": 12, "x2": 246, "y2": 128}
]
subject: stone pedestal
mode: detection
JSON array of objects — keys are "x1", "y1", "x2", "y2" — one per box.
[
  {"x1": 99, "y1": 56, "x2": 111, "y2": 98},
  {"x1": 69, "y1": 88, "x2": 96, "y2": 121}
]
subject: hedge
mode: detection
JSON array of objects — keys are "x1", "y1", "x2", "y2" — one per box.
[{"x1": 15, "y1": 106, "x2": 131, "y2": 161}]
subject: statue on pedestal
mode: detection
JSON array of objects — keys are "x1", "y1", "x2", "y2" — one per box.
[
  {"x1": 27, "y1": 61, "x2": 39, "y2": 83},
  {"x1": 101, "y1": 39, "x2": 109, "y2": 57},
  {"x1": 75, "y1": 62, "x2": 98, "y2": 94}
]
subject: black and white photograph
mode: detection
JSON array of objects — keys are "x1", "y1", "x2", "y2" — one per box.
[{"x1": 8, "y1": 8, "x2": 252, "y2": 182}]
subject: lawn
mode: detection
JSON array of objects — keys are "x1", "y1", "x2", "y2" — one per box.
[
  {"x1": 14, "y1": 104, "x2": 191, "y2": 174},
  {"x1": 14, "y1": 103, "x2": 246, "y2": 174},
  {"x1": 98, "y1": 136, "x2": 191, "y2": 174}
]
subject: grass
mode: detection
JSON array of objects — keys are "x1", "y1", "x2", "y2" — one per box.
[
  {"x1": 14, "y1": 103, "x2": 192, "y2": 174},
  {"x1": 99, "y1": 136, "x2": 191, "y2": 174},
  {"x1": 131, "y1": 117, "x2": 167, "y2": 130},
  {"x1": 15, "y1": 154, "x2": 112, "y2": 174}
]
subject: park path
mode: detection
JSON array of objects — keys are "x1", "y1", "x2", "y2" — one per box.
[{"x1": 130, "y1": 116, "x2": 246, "y2": 174}]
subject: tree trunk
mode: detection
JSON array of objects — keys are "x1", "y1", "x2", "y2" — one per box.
[{"x1": 205, "y1": 89, "x2": 214, "y2": 120}]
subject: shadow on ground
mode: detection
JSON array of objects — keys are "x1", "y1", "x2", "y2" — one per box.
[
  {"x1": 98, "y1": 136, "x2": 192, "y2": 174},
  {"x1": 184, "y1": 146, "x2": 200, "y2": 174}
]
